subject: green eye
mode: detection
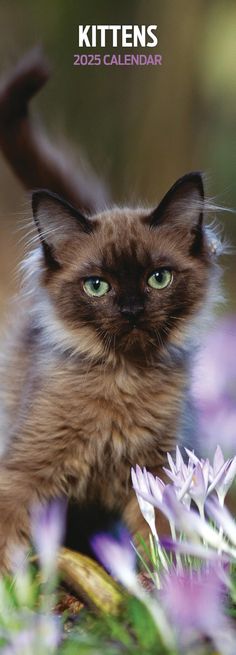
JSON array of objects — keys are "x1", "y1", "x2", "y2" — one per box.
[
  {"x1": 147, "y1": 268, "x2": 173, "y2": 290},
  {"x1": 83, "y1": 277, "x2": 110, "y2": 298}
]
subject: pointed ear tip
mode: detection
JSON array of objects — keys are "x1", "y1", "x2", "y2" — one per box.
[
  {"x1": 31, "y1": 188, "x2": 53, "y2": 216},
  {"x1": 178, "y1": 171, "x2": 204, "y2": 198},
  {"x1": 149, "y1": 171, "x2": 205, "y2": 228},
  {"x1": 31, "y1": 189, "x2": 93, "y2": 236}
]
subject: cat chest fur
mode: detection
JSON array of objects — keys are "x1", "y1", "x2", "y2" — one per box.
[
  {"x1": 24, "y1": 354, "x2": 186, "y2": 481},
  {"x1": 12, "y1": 353, "x2": 184, "y2": 510}
]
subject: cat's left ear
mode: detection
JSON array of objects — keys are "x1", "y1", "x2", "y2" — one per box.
[
  {"x1": 32, "y1": 189, "x2": 93, "y2": 270},
  {"x1": 149, "y1": 172, "x2": 204, "y2": 254}
]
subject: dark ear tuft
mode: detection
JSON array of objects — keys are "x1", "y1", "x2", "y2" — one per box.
[{"x1": 32, "y1": 189, "x2": 93, "y2": 269}]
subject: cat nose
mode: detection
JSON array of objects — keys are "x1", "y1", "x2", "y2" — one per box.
[{"x1": 120, "y1": 304, "x2": 144, "y2": 323}]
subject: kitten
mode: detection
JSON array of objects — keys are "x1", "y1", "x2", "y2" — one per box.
[{"x1": 0, "y1": 172, "x2": 219, "y2": 570}]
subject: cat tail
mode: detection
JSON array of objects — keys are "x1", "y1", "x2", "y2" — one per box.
[{"x1": 0, "y1": 46, "x2": 110, "y2": 214}]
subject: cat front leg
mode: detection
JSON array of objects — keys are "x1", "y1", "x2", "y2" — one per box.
[
  {"x1": 0, "y1": 502, "x2": 29, "y2": 572},
  {"x1": 0, "y1": 466, "x2": 53, "y2": 572}
]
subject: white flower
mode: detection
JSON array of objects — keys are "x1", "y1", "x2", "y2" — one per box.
[
  {"x1": 206, "y1": 498, "x2": 236, "y2": 547},
  {"x1": 207, "y1": 446, "x2": 236, "y2": 506},
  {"x1": 131, "y1": 465, "x2": 161, "y2": 540}
]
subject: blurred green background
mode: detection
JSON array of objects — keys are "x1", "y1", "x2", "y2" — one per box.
[{"x1": 0, "y1": 0, "x2": 235, "y2": 324}]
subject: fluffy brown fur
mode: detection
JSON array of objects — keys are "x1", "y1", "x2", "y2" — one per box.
[{"x1": 0, "y1": 173, "x2": 220, "y2": 569}]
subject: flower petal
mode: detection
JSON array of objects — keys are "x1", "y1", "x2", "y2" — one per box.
[
  {"x1": 206, "y1": 498, "x2": 236, "y2": 547},
  {"x1": 91, "y1": 529, "x2": 136, "y2": 588},
  {"x1": 213, "y1": 445, "x2": 225, "y2": 475}
]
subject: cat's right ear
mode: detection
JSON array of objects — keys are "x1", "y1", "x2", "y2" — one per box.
[
  {"x1": 149, "y1": 172, "x2": 204, "y2": 229},
  {"x1": 32, "y1": 189, "x2": 93, "y2": 270},
  {"x1": 148, "y1": 172, "x2": 205, "y2": 256}
]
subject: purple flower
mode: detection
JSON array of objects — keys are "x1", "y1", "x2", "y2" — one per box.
[
  {"x1": 131, "y1": 466, "x2": 169, "y2": 570},
  {"x1": 161, "y1": 566, "x2": 234, "y2": 651},
  {"x1": 131, "y1": 465, "x2": 166, "y2": 539},
  {"x1": 163, "y1": 447, "x2": 194, "y2": 506},
  {"x1": 2, "y1": 615, "x2": 61, "y2": 655},
  {"x1": 189, "y1": 460, "x2": 209, "y2": 508},
  {"x1": 91, "y1": 527, "x2": 136, "y2": 588},
  {"x1": 132, "y1": 447, "x2": 236, "y2": 562},
  {"x1": 132, "y1": 473, "x2": 175, "y2": 527},
  {"x1": 134, "y1": 481, "x2": 233, "y2": 553},
  {"x1": 91, "y1": 528, "x2": 175, "y2": 648},
  {"x1": 206, "y1": 497, "x2": 236, "y2": 546},
  {"x1": 31, "y1": 498, "x2": 66, "y2": 574},
  {"x1": 192, "y1": 317, "x2": 236, "y2": 401},
  {"x1": 165, "y1": 445, "x2": 236, "y2": 514},
  {"x1": 164, "y1": 448, "x2": 210, "y2": 513},
  {"x1": 131, "y1": 466, "x2": 158, "y2": 539},
  {"x1": 192, "y1": 316, "x2": 236, "y2": 457},
  {"x1": 161, "y1": 536, "x2": 227, "y2": 561},
  {"x1": 207, "y1": 446, "x2": 236, "y2": 505}
]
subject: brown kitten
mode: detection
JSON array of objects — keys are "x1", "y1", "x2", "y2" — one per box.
[{"x1": 0, "y1": 172, "x2": 219, "y2": 570}]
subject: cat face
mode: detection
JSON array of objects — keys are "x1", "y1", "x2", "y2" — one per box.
[{"x1": 32, "y1": 173, "x2": 217, "y2": 361}]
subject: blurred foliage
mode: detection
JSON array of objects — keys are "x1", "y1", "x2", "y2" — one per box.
[{"x1": 0, "y1": 0, "x2": 235, "y2": 317}]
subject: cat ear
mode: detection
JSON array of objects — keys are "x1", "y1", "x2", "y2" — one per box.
[
  {"x1": 32, "y1": 189, "x2": 93, "y2": 269},
  {"x1": 149, "y1": 172, "x2": 204, "y2": 254}
]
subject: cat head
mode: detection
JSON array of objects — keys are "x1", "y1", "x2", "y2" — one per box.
[{"x1": 31, "y1": 173, "x2": 219, "y2": 362}]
